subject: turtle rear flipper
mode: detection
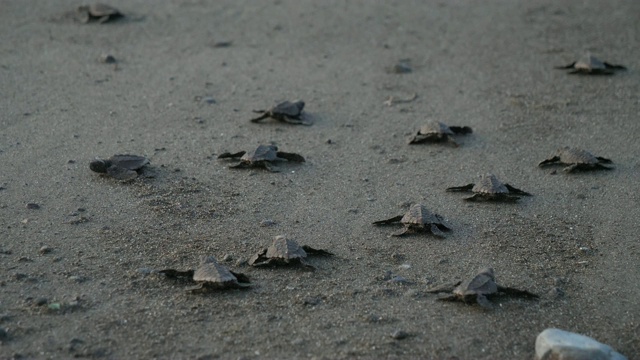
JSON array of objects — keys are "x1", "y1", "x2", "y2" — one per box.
[
  {"x1": 407, "y1": 133, "x2": 438, "y2": 144},
  {"x1": 373, "y1": 215, "x2": 404, "y2": 226},
  {"x1": 276, "y1": 152, "x2": 305, "y2": 162},
  {"x1": 391, "y1": 227, "x2": 411, "y2": 237},
  {"x1": 446, "y1": 184, "x2": 474, "y2": 192},
  {"x1": 107, "y1": 166, "x2": 138, "y2": 181},
  {"x1": 229, "y1": 162, "x2": 253, "y2": 170},
  {"x1": 463, "y1": 193, "x2": 485, "y2": 202},
  {"x1": 504, "y1": 184, "x2": 532, "y2": 196},
  {"x1": 497, "y1": 286, "x2": 539, "y2": 299},
  {"x1": 218, "y1": 151, "x2": 246, "y2": 159},
  {"x1": 596, "y1": 156, "x2": 613, "y2": 164},
  {"x1": 185, "y1": 283, "x2": 205, "y2": 293},
  {"x1": 301, "y1": 246, "x2": 334, "y2": 257},
  {"x1": 282, "y1": 116, "x2": 312, "y2": 126},
  {"x1": 538, "y1": 156, "x2": 560, "y2": 167},
  {"x1": 449, "y1": 126, "x2": 473, "y2": 135},
  {"x1": 475, "y1": 294, "x2": 493, "y2": 309},
  {"x1": 262, "y1": 162, "x2": 280, "y2": 172}
]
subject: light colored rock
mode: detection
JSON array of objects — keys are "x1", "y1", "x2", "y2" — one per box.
[{"x1": 535, "y1": 328, "x2": 627, "y2": 360}]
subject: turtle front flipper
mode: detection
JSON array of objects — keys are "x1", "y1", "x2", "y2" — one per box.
[
  {"x1": 555, "y1": 62, "x2": 576, "y2": 70},
  {"x1": 446, "y1": 184, "x2": 474, "y2": 192},
  {"x1": 218, "y1": 151, "x2": 246, "y2": 159},
  {"x1": 248, "y1": 249, "x2": 269, "y2": 267},
  {"x1": 407, "y1": 133, "x2": 437, "y2": 144},
  {"x1": 504, "y1": 184, "x2": 532, "y2": 196},
  {"x1": 596, "y1": 156, "x2": 613, "y2": 164},
  {"x1": 372, "y1": 215, "x2": 404, "y2": 226},
  {"x1": 603, "y1": 62, "x2": 626, "y2": 70},
  {"x1": 250, "y1": 112, "x2": 270, "y2": 123},
  {"x1": 429, "y1": 224, "x2": 447, "y2": 238},
  {"x1": 594, "y1": 163, "x2": 614, "y2": 171},
  {"x1": 538, "y1": 156, "x2": 560, "y2": 167},
  {"x1": 462, "y1": 193, "x2": 485, "y2": 202},
  {"x1": 563, "y1": 164, "x2": 580, "y2": 172},
  {"x1": 497, "y1": 285, "x2": 539, "y2": 299},
  {"x1": 449, "y1": 126, "x2": 473, "y2": 135},
  {"x1": 283, "y1": 116, "x2": 313, "y2": 126},
  {"x1": 185, "y1": 283, "x2": 205, "y2": 293},
  {"x1": 263, "y1": 162, "x2": 280, "y2": 172},
  {"x1": 301, "y1": 246, "x2": 334, "y2": 257},
  {"x1": 107, "y1": 166, "x2": 139, "y2": 181},
  {"x1": 159, "y1": 269, "x2": 195, "y2": 279},
  {"x1": 436, "y1": 293, "x2": 459, "y2": 302},
  {"x1": 276, "y1": 152, "x2": 305, "y2": 163}
]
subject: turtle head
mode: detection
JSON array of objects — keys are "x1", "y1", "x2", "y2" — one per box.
[{"x1": 89, "y1": 158, "x2": 109, "y2": 173}]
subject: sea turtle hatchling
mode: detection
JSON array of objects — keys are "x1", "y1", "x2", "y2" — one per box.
[
  {"x1": 76, "y1": 3, "x2": 123, "y2": 24},
  {"x1": 250, "y1": 100, "x2": 310, "y2": 125},
  {"x1": 159, "y1": 256, "x2": 250, "y2": 292},
  {"x1": 89, "y1": 154, "x2": 149, "y2": 181},
  {"x1": 446, "y1": 174, "x2": 532, "y2": 202},
  {"x1": 555, "y1": 54, "x2": 626, "y2": 75},
  {"x1": 426, "y1": 267, "x2": 538, "y2": 308},
  {"x1": 248, "y1": 235, "x2": 333, "y2": 269},
  {"x1": 218, "y1": 144, "x2": 305, "y2": 172},
  {"x1": 407, "y1": 121, "x2": 472, "y2": 146},
  {"x1": 373, "y1": 203, "x2": 451, "y2": 237},
  {"x1": 538, "y1": 147, "x2": 613, "y2": 172}
]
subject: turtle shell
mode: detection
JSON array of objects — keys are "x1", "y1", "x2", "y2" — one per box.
[
  {"x1": 471, "y1": 174, "x2": 509, "y2": 194},
  {"x1": 557, "y1": 147, "x2": 599, "y2": 164},
  {"x1": 193, "y1": 256, "x2": 239, "y2": 286},
  {"x1": 419, "y1": 121, "x2": 454, "y2": 136},
  {"x1": 242, "y1": 145, "x2": 279, "y2": 162},
  {"x1": 266, "y1": 235, "x2": 307, "y2": 260},
  {"x1": 401, "y1": 204, "x2": 442, "y2": 226},
  {"x1": 271, "y1": 101, "x2": 305, "y2": 117},
  {"x1": 453, "y1": 267, "x2": 497, "y2": 297}
]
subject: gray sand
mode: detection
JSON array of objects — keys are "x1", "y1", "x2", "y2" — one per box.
[{"x1": 1, "y1": 0, "x2": 639, "y2": 358}]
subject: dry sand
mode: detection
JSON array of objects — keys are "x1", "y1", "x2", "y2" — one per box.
[{"x1": 1, "y1": 0, "x2": 639, "y2": 359}]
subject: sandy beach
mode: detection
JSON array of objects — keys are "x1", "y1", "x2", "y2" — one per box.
[{"x1": 1, "y1": 0, "x2": 639, "y2": 358}]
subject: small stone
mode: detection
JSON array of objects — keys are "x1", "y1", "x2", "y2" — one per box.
[
  {"x1": 547, "y1": 287, "x2": 565, "y2": 299},
  {"x1": 25, "y1": 203, "x2": 40, "y2": 210},
  {"x1": 390, "y1": 330, "x2": 410, "y2": 340},
  {"x1": 235, "y1": 258, "x2": 247, "y2": 267},
  {"x1": 260, "y1": 219, "x2": 276, "y2": 227},
  {"x1": 535, "y1": 328, "x2": 628, "y2": 360},
  {"x1": 35, "y1": 297, "x2": 48, "y2": 306},
  {"x1": 39, "y1": 246, "x2": 52, "y2": 255},
  {"x1": 68, "y1": 275, "x2": 86, "y2": 283},
  {"x1": 0, "y1": 327, "x2": 8, "y2": 340},
  {"x1": 99, "y1": 54, "x2": 116, "y2": 64},
  {"x1": 222, "y1": 254, "x2": 233, "y2": 262}
]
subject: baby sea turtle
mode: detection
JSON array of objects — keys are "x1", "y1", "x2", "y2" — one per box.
[
  {"x1": 250, "y1": 100, "x2": 310, "y2": 125},
  {"x1": 426, "y1": 267, "x2": 538, "y2": 308},
  {"x1": 446, "y1": 174, "x2": 532, "y2": 202},
  {"x1": 218, "y1": 144, "x2": 305, "y2": 172},
  {"x1": 408, "y1": 121, "x2": 472, "y2": 146},
  {"x1": 159, "y1": 256, "x2": 250, "y2": 292},
  {"x1": 556, "y1": 54, "x2": 626, "y2": 75},
  {"x1": 248, "y1": 235, "x2": 333, "y2": 269},
  {"x1": 76, "y1": 3, "x2": 123, "y2": 24},
  {"x1": 89, "y1": 154, "x2": 149, "y2": 181},
  {"x1": 538, "y1": 147, "x2": 613, "y2": 172},
  {"x1": 373, "y1": 204, "x2": 451, "y2": 237}
]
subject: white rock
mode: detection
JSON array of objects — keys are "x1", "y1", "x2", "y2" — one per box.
[{"x1": 535, "y1": 328, "x2": 627, "y2": 360}]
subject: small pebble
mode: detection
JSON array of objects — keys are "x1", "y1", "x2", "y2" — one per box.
[
  {"x1": 235, "y1": 258, "x2": 248, "y2": 267},
  {"x1": 39, "y1": 246, "x2": 52, "y2": 255},
  {"x1": 99, "y1": 54, "x2": 116, "y2": 64},
  {"x1": 390, "y1": 330, "x2": 410, "y2": 340},
  {"x1": 25, "y1": 203, "x2": 40, "y2": 210},
  {"x1": 222, "y1": 254, "x2": 233, "y2": 262},
  {"x1": 35, "y1": 297, "x2": 48, "y2": 306},
  {"x1": 260, "y1": 219, "x2": 276, "y2": 227}
]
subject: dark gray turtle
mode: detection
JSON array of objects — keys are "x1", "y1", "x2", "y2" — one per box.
[
  {"x1": 446, "y1": 174, "x2": 532, "y2": 202},
  {"x1": 250, "y1": 100, "x2": 310, "y2": 125},
  {"x1": 218, "y1": 144, "x2": 305, "y2": 172},
  {"x1": 76, "y1": 3, "x2": 123, "y2": 24},
  {"x1": 408, "y1": 121, "x2": 472, "y2": 146},
  {"x1": 556, "y1": 54, "x2": 626, "y2": 75},
  {"x1": 248, "y1": 235, "x2": 333, "y2": 269},
  {"x1": 538, "y1": 147, "x2": 613, "y2": 172},
  {"x1": 426, "y1": 267, "x2": 538, "y2": 308},
  {"x1": 89, "y1": 154, "x2": 149, "y2": 181},
  {"x1": 159, "y1": 256, "x2": 250, "y2": 292},
  {"x1": 373, "y1": 203, "x2": 451, "y2": 237}
]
